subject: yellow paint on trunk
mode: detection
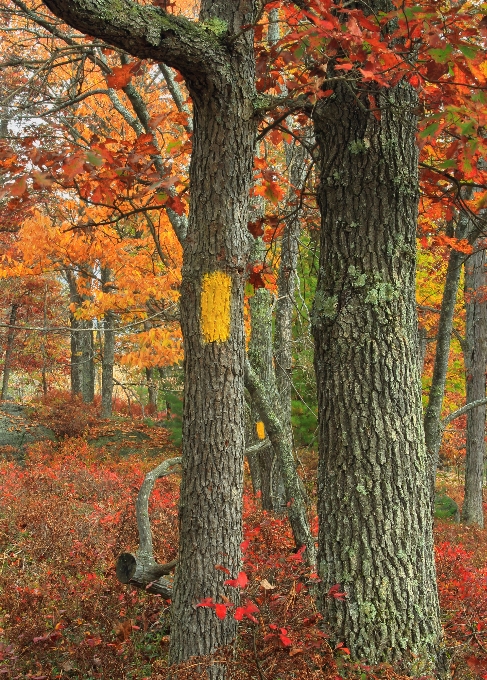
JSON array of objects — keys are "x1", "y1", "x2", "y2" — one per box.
[
  {"x1": 200, "y1": 270, "x2": 232, "y2": 343},
  {"x1": 256, "y1": 421, "x2": 265, "y2": 440}
]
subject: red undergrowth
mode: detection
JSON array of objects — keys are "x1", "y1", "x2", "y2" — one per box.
[{"x1": 0, "y1": 439, "x2": 485, "y2": 679}]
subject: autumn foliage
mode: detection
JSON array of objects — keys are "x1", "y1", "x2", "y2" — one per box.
[{"x1": 0, "y1": 428, "x2": 485, "y2": 679}]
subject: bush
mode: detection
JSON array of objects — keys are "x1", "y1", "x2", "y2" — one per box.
[{"x1": 32, "y1": 391, "x2": 99, "y2": 438}]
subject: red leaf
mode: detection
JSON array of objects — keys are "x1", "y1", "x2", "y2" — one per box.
[
  {"x1": 248, "y1": 218, "x2": 264, "y2": 238},
  {"x1": 214, "y1": 603, "x2": 228, "y2": 620},
  {"x1": 279, "y1": 631, "x2": 292, "y2": 647},
  {"x1": 327, "y1": 584, "x2": 347, "y2": 600},
  {"x1": 9, "y1": 175, "x2": 27, "y2": 196},
  {"x1": 166, "y1": 195, "x2": 186, "y2": 216},
  {"x1": 225, "y1": 571, "x2": 248, "y2": 588},
  {"x1": 106, "y1": 62, "x2": 142, "y2": 89},
  {"x1": 196, "y1": 597, "x2": 215, "y2": 608}
]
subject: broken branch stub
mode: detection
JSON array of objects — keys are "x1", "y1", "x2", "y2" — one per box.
[{"x1": 115, "y1": 456, "x2": 181, "y2": 595}]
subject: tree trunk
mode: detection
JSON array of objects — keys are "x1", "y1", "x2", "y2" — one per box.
[
  {"x1": 423, "y1": 217, "x2": 469, "y2": 506},
  {"x1": 66, "y1": 271, "x2": 83, "y2": 396},
  {"x1": 101, "y1": 312, "x2": 115, "y2": 418},
  {"x1": 100, "y1": 268, "x2": 115, "y2": 418},
  {"x1": 244, "y1": 359, "x2": 316, "y2": 565},
  {"x1": 248, "y1": 285, "x2": 285, "y2": 510},
  {"x1": 461, "y1": 240, "x2": 487, "y2": 527},
  {"x1": 146, "y1": 367, "x2": 158, "y2": 413},
  {"x1": 274, "y1": 129, "x2": 312, "y2": 438},
  {"x1": 66, "y1": 270, "x2": 95, "y2": 402},
  {"x1": 81, "y1": 321, "x2": 95, "y2": 404},
  {"x1": 1, "y1": 303, "x2": 19, "y2": 401},
  {"x1": 312, "y1": 81, "x2": 443, "y2": 670},
  {"x1": 169, "y1": 16, "x2": 256, "y2": 670}
]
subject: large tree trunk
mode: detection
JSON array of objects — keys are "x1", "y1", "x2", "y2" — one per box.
[
  {"x1": 312, "y1": 81, "x2": 443, "y2": 669},
  {"x1": 423, "y1": 217, "x2": 469, "y2": 506},
  {"x1": 1, "y1": 303, "x2": 19, "y2": 401},
  {"x1": 169, "y1": 9, "x2": 256, "y2": 670},
  {"x1": 461, "y1": 240, "x2": 487, "y2": 527}
]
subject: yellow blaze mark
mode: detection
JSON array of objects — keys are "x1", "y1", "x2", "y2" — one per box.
[
  {"x1": 256, "y1": 421, "x2": 265, "y2": 440},
  {"x1": 200, "y1": 270, "x2": 232, "y2": 343}
]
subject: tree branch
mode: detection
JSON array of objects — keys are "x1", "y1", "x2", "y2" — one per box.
[
  {"x1": 116, "y1": 456, "x2": 181, "y2": 597},
  {"x1": 442, "y1": 398, "x2": 487, "y2": 429},
  {"x1": 41, "y1": 0, "x2": 222, "y2": 80}
]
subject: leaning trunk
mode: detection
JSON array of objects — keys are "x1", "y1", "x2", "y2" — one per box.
[
  {"x1": 248, "y1": 284, "x2": 285, "y2": 510},
  {"x1": 461, "y1": 240, "x2": 487, "y2": 527},
  {"x1": 169, "y1": 47, "x2": 256, "y2": 668},
  {"x1": 1, "y1": 303, "x2": 19, "y2": 401},
  {"x1": 424, "y1": 217, "x2": 469, "y2": 505},
  {"x1": 312, "y1": 81, "x2": 443, "y2": 669},
  {"x1": 274, "y1": 130, "x2": 311, "y2": 438}
]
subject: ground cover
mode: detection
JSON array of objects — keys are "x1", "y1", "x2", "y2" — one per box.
[{"x1": 0, "y1": 430, "x2": 485, "y2": 679}]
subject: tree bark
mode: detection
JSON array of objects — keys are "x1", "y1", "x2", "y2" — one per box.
[
  {"x1": 461, "y1": 240, "x2": 487, "y2": 527},
  {"x1": 312, "y1": 80, "x2": 443, "y2": 670},
  {"x1": 423, "y1": 217, "x2": 469, "y2": 507},
  {"x1": 66, "y1": 271, "x2": 83, "y2": 396},
  {"x1": 173, "y1": 54, "x2": 256, "y2": 666},
  {"x1": 1, "y1": 303, "x2": 19, "y2": 401}
]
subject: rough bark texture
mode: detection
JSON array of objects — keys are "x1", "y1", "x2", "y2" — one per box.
[
  {"x1": 424, "y1": 218, "x2": 468, "y2": 505},
  {"x1": 81, "y1": 322, "x2": 95, "y2": 404},
  {"x1": 174, "y1": 46, "x2": 255, "y2": 664},
  {"x1": 66, "y1": 271, "x2": 83, "y2": 396},
  {"x1": 1, "y1": 303, "x2": 19, "y2": 401},
  {"x1": 461, "y1": 241, "x2": 487, "y2": 527},
  {"x1": 312, "y1": 81, "x2": 443, "y2": 670}
]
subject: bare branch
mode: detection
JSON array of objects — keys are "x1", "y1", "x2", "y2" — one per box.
[{"x1": 442, "y1": 398, "x2": 487, "y2": 429}]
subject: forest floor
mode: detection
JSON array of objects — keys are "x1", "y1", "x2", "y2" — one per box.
[{"x1": 0, "y1": 406, "x2": 486, "y2": 680}]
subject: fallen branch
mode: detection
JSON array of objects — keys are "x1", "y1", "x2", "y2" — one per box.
[{"x1": 115, "y1": 457, "x2": 181, "y2": 596}]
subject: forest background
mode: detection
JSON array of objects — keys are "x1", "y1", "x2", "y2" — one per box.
[{"x1": 0, "y1": 0, "x2": 487, "y2": 678}]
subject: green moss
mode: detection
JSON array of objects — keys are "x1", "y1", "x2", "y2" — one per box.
[
  {"x1": 348, "y1": 139, "x2": 370, "y2": 154},
  {"x1": 312, "y1": 291, "x2": 338, "y2": 323},
  {"x1": 201, "y1": 17, "x2": 228, "y2": 36}
]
